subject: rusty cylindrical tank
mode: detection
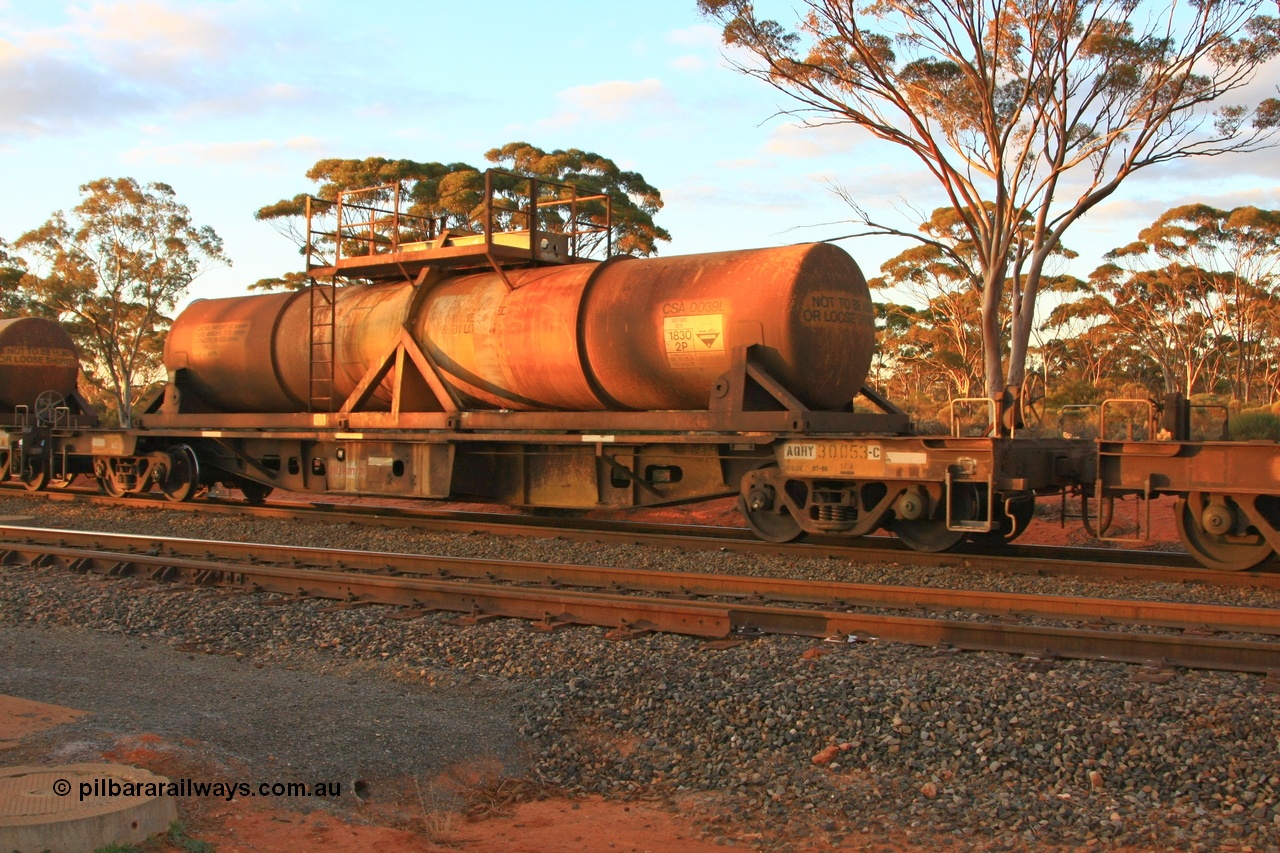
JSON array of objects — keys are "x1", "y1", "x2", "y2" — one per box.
[
  {"x1": 582, "y1": 243, "x2": 873, "y2": 410},
  {"x1": 0, "y1": 318, "x2": 80, "y2": 411},
  {"x1": 162, "y1": 287, "x2": 415, "y2": 412},
  {"x1": 164, "y1": 243, "x2": 876, "y2": 413}
]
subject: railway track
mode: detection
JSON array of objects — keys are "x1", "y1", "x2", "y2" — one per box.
[
  {"x1": 6, "y1": 483, "x2": 1280, "y2": 590},
  {"x1": 3, "y1": 525, "x2": 1279, "y2": 674}
]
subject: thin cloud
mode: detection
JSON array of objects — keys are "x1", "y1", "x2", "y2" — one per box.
[
  {"x1": 1091, "y1": 185, "x2": 1280, "y2": 232},
  {"x1": 672, "y1": 55, "x2": 708, "y2": 71},
  {"x1": 68, "y1": 1, "x2": 233, "y2": 70},
  {"x1": 666, "y1": 24, "x2": 721, "y2": 48},
  {"x1": 0, "y1": 39, "x2": 152, "y2": 136},
  {"x1": 561, "y1": 78, "x2": 673, "y2": 120},
  {"x1": 539, "y1": 77, "x2": 678, "y2": 129},
  {"x1": 666, "y1": 172, "x2": 836, "y2": 214},
  {"x1": 667, "y1": 24, "x2": 722, "y2": 74},
  {"x1": 121, "y1": 136, "x2": 325, "y2": 167},
  {"x1": 763, "y1": 122, "x2": 870, "y2": 158},
  {"x1": 1151, "y1": 146, "x2": 1280, "y2": 182},
  {"x1": 172, "y1": 81, "x2": 310, "y2": 121}
]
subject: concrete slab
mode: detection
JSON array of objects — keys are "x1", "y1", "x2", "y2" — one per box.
[{"x1": 0, "y1": 762, "x2": 177, "y2": 853}]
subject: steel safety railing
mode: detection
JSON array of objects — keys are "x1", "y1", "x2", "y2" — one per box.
[
  {"x1": 947, "y1": 397, "x2": 998, "y2": 437},
  {"x1": 1093, "y1": 399, "x2": 1158, "y2": 544},
  {"x1": 303, "y1": 168, "x2": 614, "y2": 271}
]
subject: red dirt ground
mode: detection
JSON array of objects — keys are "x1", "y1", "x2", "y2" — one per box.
[
  {"x1": 0, "y1": 694, "x2": 88, "y2": 748},
  {"x1": 187, "y1": 796, "x2": 737, "y2": 853},
  {"x1": 7, "y1": 702, "x2": 1181, "y2": 853}
]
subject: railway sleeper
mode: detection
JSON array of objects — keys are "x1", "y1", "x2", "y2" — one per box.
[{"x1": 604, "y1": 619, "x2": 658, "y2": 640}]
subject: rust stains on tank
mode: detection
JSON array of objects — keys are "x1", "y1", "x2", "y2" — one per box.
[
  {"x1": 580, "y1": 243, "x2": 874, "y2": 411},
  {"x1": 163, "y1": 243, "x2": 876, "y2": 414},
  {"x1": 416, "y1": 263, "x2": 603, "y2": 410}
]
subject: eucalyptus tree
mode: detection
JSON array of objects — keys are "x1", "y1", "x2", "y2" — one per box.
[
  {"x1": 254, "y1": 142, "x2": 669, "y2": 289},
  {"x1": 14, "y1": 179, "x2": 229, "y2": 426},
  {"x1": 1135, "y1": 205, "x2": 1280, "y2": 402},
  {"x1": 0, "y1": 239, "x2": 34, "y2": 316},
  {"x1": 700, "y1": 0, "x2": 1280, "y2": 398},
  {"x1": 1073, "y1": 259, "x2": 1224, "y2": 396}
]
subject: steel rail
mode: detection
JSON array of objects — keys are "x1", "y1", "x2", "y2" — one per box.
[
  {"x1": 2, "y1": 527, "x2": 1279, "y2": 673},
  {"x1": 7, "y1": 484, "x2": 1280, "y2": 588},
  {"x1": 4, "y1": 526, "x2": 1279, "y2": 637}
]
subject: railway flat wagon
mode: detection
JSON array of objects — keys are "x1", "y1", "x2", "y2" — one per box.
[
  {"x1": 1090, "y1": 396, "x2": 1280, "y2": 571},
  {"x1": 46, "y1": 171, "x2": 1079, "y2": 551}
]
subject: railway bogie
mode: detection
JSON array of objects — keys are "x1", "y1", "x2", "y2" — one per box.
[
  {"x1": 7, "y1": 415, "x2": 1087, "y2": 551},
  {"x1": 49, "y1": 394, "x2": 1277, "y2": 576},
  {"x1": 737, "y1": 435, "x2": 1090, "y2": 546}
]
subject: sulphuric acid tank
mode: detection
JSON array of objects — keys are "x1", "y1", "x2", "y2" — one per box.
[
  {"x1": 163, "y1": 243, "x2": 876, "y2": 413},
  {"x1": 0, "y1": 317, "x2": 81, "y2": 412}
]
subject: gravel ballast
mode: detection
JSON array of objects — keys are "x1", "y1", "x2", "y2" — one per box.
[{"x1": 2, "y1": 493, "x2": 1279, "y2": 851}]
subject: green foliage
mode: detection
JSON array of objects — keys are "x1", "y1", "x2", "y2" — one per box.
[
  {"x1": 248, "y1": 271, "x2": 309, "y2": 292},
  {"x1": 701, "y1": 0, "x2": 1280, "y2": 396},
  {"x1": 1045, "y1": 380, "x2": 1105, "y2": 409},
  {"x1": 869, "y1": 206, "x2": 1083, "y2": 408},
  {"x1": 1067, "y1": 203, "x2": 1280, "y2": 402},
  {"x1": 1229, "y1": 409, "x2": 1280, "y2": 440},
  {"x1": 871, "y1": 196, "x2": 1280, "y2": 414},
  {"x1": 12, "y1": 178, "x2": 229, "y2": 426},
  {"x1": 0, "y1": 238, "x2": 37, "y2": 316},
  {"x1": 254, "y1": 142, "x2": 669, "y2": 290},
  {"x1": 486, "y1": 142, "x2": 669, "y2": 256},
  {"x1": 167, "y1": 819, "x2": 216, "y2": 853}
]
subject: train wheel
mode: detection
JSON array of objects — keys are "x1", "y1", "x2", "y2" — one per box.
[
  {"x1": 892, "y1": 485, "x2": 975, "y2": 552},
  {"x1": 46, "y1": 474, "x2": 76, "y2": 489},
  {"x1": 239, "y1": 481, "x2": 273, "y2": 506},
  {"x1": 21, "y1": 465, "x2": 49, "y2": 492},
  {"x1": 159, "y1": 445, "x2": 200, "y2": 503},
  {"x1": 892, "y1": 515, "x2": 966, "y2": 552},
  {"x1": 738, "y1": 494, "x2": 805, "y2": 543},
  {"x1": 1176, "y1": 492, "x2": 1273, "y2": 572},
  {"x1": 97, "y1": 475, "x2": 126, "y2": 497},
  {"x1": 738, "y1": 466, "x2": 806, "y2": 543},
  {"x1": 971, "y1": 492, "x2": 1035, "y2": 547}
]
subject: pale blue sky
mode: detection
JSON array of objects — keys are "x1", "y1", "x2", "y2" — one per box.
[{"x1": 3, "y1": 0, "x2": 1279, "y2": 309}]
